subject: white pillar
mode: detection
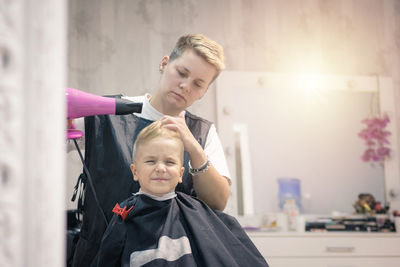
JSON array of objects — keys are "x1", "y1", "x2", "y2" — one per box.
[{"x1": 0, "y1": 0, "x2": 66, "y2": 266}]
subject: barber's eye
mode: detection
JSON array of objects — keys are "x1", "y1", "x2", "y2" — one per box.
[{"x1": 177, "y1": 69, "x2": 186, "y2": 77}]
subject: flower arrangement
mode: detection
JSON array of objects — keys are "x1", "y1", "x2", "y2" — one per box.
[{"x1": 358, "y1": 114, "x2": 391, "y2": 163}]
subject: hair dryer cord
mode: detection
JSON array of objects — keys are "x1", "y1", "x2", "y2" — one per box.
[{"x1": 73, "y1": 139, "x2": 109, "y2": 227}]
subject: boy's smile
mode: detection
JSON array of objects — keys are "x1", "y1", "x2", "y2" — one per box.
[{"x1": 153, "y1": 180, "x2": 166, "y2": 183}]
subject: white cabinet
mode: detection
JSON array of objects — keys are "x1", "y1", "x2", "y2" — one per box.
[{"x1": 247, "y1": 232, "x2": 400, "y2": 267}]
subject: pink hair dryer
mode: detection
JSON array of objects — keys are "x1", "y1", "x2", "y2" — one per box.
[{"x1": 66, "y1": 88, "x2": 143, "y2": 139}]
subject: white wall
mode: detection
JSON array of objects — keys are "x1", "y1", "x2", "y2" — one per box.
[{"x1": 66, "y1": 0, "x2": 400, "y2": 212}]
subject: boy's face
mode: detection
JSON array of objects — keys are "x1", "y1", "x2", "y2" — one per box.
[
  {"x1": 158, "y1": 49, "x2": 217, "y2": 113},
  {"x1": 130, "y1": 137, "x2": 184, "y2": 197}
]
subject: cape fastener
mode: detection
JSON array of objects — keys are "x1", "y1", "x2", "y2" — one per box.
[{"x1": 112, "y1": 203, "x2": 133, "y2": 220}]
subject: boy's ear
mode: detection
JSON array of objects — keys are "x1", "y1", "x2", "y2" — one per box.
[
  {"x1": 178, "y1": 167, "x2": 184, "y2": 183},
  {"x1": 130, "y1": 163, "x2": 138, "y2": 181}
]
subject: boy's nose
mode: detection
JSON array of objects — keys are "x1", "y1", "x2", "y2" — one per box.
[{"x1": 155, "y1": 163, "x2": 166, "y2": 172}]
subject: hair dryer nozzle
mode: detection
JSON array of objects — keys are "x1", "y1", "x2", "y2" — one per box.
[{"x1": 115, "y1": 98, "x2": 143, "y2": 115}]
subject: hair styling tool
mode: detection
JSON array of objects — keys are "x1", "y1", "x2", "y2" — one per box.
[{"x1": 66, "y1": 87, "x2": 143, "y2": 139}]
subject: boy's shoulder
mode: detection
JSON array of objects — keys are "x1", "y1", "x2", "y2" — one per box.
[
  {"x1": 119, "y1": 195, "x2": 137, "y2": 207},
  {"x1": 111, "y1": 195, "x2": 137, "y2": 221}
]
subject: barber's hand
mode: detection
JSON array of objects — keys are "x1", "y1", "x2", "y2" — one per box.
[{"x1": 160, "y1": 111, "x2": 201, "y2": 155}]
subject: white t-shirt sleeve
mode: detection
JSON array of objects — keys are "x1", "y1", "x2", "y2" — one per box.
[{"x1": 204, "y1": 124, "x2": 231, "y2": 184}]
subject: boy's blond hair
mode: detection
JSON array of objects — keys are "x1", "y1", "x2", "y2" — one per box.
[
  {"x1": 170, "y1": 34, "x2": 225, "y2": 78},
  {"x1": 132, "y1": 120, "x2": 184, "y2": 162}
]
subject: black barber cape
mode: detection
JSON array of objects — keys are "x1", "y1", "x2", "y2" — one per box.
[
  {"x1": 72, "y1": 112, "x2": 213, "y2": 266},
  {"x1": 93, "y1": 192, "x2": 269, "y2": 267}
]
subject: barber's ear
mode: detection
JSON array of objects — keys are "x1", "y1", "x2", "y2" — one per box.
[
  {"x1": 130, "y1": 164, "x2": 138, "y2": 181},
  {"x1": 160, "y1": 56, "x2": 169, "y2": 72}
]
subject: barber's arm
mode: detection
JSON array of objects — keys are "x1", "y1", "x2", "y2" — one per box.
[
  {"x1": 160, "y1": 112, "x2": 230, "y2": 211},
  {"x1": 187, "y1": 143, "x2": 230, "y2": 211}
]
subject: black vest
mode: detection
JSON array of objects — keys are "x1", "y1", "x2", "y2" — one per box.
[{"x1": 72, "y1": 111, "x2": 211, "y2": 267}]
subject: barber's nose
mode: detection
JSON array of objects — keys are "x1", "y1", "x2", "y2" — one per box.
[{"x1": 179, "y1": 81, "x2": 189, "y2": 92}]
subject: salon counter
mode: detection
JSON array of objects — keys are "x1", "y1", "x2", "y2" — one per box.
[{"x1": 247, "y1": 231, "x2": 400, "y2": 267}]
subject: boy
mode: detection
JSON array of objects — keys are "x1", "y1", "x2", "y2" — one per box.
[{"x1": 92, "y1": 121, "x2": 268, "y2": 267}]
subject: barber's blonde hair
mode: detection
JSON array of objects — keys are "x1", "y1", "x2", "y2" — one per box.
[
  {"x1": 170, "y1": 34, "x2": 225, "y2": 76},
  {"x1": 132, "y1": 120, "x2": 184, "y2": 162}
]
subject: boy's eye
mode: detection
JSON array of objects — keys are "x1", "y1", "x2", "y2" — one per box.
[
  {"x1": 145, "y1": 160, "x2": 155, "y2": 164},
  {"x1": 166, "y1": 160, "x2": 176, "y2": 165}
]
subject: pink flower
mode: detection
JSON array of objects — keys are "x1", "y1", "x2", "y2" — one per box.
[{"x1": 358, "y1": 115, "x2": 391, "y2": 163}]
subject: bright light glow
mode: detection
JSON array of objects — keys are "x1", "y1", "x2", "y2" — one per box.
[
  {"x1": 290, "y1": 73, "x2": 326, "y2": 102},
  {"x1": 297, "y1": 73, "x2": 324, "y2": 93}
]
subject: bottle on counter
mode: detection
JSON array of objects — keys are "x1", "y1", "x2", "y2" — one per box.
[
  {"x1": 277, "y1": 177, "x2": 303, "y2": 212},
  {"x1": 283, "y1": 199, "x2": 299, "y2": 231}
]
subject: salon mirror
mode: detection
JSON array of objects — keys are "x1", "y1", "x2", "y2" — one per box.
[{"x1": 216, "y1": 71, "x2": 400, "y2": 216}]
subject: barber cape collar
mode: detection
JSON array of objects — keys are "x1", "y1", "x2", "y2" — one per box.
[{"x1": 112, "y1": 189, "x2": 177, "y2": 220}]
